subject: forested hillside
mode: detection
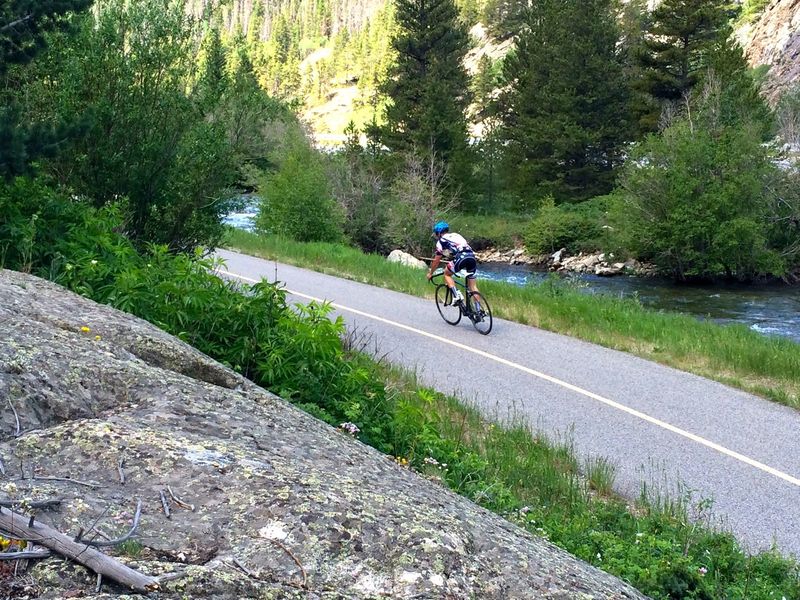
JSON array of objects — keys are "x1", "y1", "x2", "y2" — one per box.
[{"x1": 198, "y1": 0, "x2": 799, "y2": 136}]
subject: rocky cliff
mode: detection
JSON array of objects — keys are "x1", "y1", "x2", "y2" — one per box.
[
  {"x1": 742, "y1": 0, "x2": 800, "y2": 101},
  {"x1": 0, "y1": 270, "x2": 648, "y2": 599}
]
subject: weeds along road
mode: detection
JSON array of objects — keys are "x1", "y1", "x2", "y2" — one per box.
[{"x1": 217, "y1": 249, "x2": 800, "y2": 558}]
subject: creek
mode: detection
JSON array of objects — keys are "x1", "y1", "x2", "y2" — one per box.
[{"x1": 480, "y1": 262, "x2": 800, "y2": 344}]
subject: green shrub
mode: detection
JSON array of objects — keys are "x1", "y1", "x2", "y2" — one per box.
[
  {"x1": 257, "y1": 136, "x2": 344, "y2": 243},
  {"x1": 524, "y1": 197, "x2": 607, "y2": 255},
  {"x1": 613, "y1": 82, "x2": 787, "y2": 281},
  {"x1": 0, "y1": 177, "x2": 135, "y2": 278}
]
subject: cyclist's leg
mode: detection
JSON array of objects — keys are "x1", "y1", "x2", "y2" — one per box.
[
  {"x1": 443, "y1": 261, "x2": 456, "y2": 289},
  {"x1": 443, "y1": 263, "x2": 462, "y2": 304},
  {"x1": 461, "y1": 256, "x2": 481, "y2": 303},
  {"x1": 467, "y1": 276, "x2": 481, "y2": 300}
]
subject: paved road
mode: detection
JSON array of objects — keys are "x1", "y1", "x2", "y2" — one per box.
[{"x1": 218, "y1": 249, "x2": 800, "y2": 557}]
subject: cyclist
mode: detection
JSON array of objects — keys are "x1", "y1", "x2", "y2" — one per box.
[{"x1": 426, "y1": 221, "x2": 482, "y2": 311}]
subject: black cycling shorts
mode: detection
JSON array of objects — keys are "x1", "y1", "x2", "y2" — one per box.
[{"x1": 447, "y1": 253, "x2": 477, "y2": 279}]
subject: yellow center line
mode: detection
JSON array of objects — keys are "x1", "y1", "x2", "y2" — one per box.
[{"x1": 224, "y1": 268, "x2": 800, "y2": 488}]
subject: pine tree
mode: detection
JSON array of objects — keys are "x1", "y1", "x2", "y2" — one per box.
[
  {"x1": 499, "y1": 0, "x2": 630, "y2": 203},
  {"x1": 1, "y1": 0, "x2": 91, "y2": 178},
  {"x1": 636, "y1": 0, "x2": 732, "y2": 131},
  {"x1": 196, "y1": 27, "x2": 228, "y2": 112},
  {"x1": 379, "y1": 0, "x2": 472, "y2": 188}
]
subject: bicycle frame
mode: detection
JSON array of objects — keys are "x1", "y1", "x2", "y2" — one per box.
[{"x1": 431, "y1": 270, "x2": 477, "y2": 317}]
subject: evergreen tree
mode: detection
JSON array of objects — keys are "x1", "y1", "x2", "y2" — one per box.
[
  {"x1": 499, "y1": 0, "x2": 630, "y2": 203},
  {"x1": 636, "y1": 0, "x2": 732, "y2": 131},
  {"x1": 1, "y1": 0, "x2": 91, "y2": 178},
  {"x1": 196, "y1": 27, "x2": 228, "y2": 112},
  {"x1": 482, "y1": 0, "x2": 527, "y2": 41},
  {"x1": 378, "y1": 0, "x2": 472, "y2": 188},
  {"x1": 618, "y1": 0, "x2": 656, "y2": 139},
  {"x1": 707, "y1": 25, "x2": 773, "y2": 138}
]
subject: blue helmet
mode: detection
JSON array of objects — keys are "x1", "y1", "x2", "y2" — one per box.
[{"x1": 433, "y1": 221, "x2": 449, "y2": 235}]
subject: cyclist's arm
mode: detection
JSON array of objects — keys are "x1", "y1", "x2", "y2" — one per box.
[{"x1": 427, "y1": 254, "x2": 442, "y2": 280}]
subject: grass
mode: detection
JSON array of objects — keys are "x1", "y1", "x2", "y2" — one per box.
[
  {"x1": 447, "y1": 211, "x2": 530, "y2": 249},
  {"x1": 225, "y1": 229, "x2": 800, "y2": 409}
]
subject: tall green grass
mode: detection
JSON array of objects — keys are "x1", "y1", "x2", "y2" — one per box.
[{"x1": 226, "y1": 229, "x2": 800, "y2": 408}]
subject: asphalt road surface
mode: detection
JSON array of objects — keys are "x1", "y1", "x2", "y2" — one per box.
[{"x1": 218, "y1": 249, "x2": 800, "y2": 557}]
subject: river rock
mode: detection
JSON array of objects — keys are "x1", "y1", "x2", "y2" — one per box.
[
  {"x1": 0, "y1": 270, "x2": 647, "y2": 599},
  {"x1": 387, "y1": 249, "x2": 427, "y2": 269}
]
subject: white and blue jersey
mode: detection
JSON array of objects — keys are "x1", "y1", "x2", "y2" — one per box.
[{"x1": 436, "y1": 233, "x2": 477, "y2": 278}]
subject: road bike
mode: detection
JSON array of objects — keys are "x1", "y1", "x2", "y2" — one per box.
[{"x1": 431, "y1": 270, "x2": 493, "y2": 335}]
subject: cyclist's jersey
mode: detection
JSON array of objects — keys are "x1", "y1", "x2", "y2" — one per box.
[{"x1": 435, "y1": 233, "x2": 474, "y2": 259}]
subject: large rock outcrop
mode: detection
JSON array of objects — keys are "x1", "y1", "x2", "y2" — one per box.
[
  {"x1": 742, "y1": 0, "x2": 800, "y2": 101},
  {"x1": 0, "y1": 270, "x2": 647, "y2": 599}
]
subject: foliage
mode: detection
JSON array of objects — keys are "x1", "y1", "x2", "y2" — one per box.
[
  {"x1": 498, "y1": 0, "x2": 631, "y2": 203},
  {"x1": 256, "y1": 133, "x2": 344, "y2": 243},
  {"x1": 378, "y1": 0, "x2": 472, "y2": 189},
  {"x1": 0, "y1": 177, "x2": 131, "y2": 275},
  {"x1": 612, "y1": 80, "x2": 787, "y2": 281},
  {"x1": 525, "y1": 197, "x2": 608, "y2": 255},
  {"x1": 0, "y1": 0, "x2": 91, "y2": 178},
  {"x1": 737, "y1": 0, "x2": 770, "y2": 24},
  {"x1": 16, "y1": 0, "x2": 240, "y2": 253}
]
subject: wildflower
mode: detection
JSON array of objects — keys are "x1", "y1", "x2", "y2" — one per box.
[
  {"x1": 519, "y1": 506, "x2": 531, "y2": 515},
  {"x1": 339, "y1": 422, "x2": 360, "y2": 436},
  {"x1": 65, "y1": 264, "x2": 73, "y2": 271},
  {"x1": 90, "y1": 259, "x2": 98, "y2": 265},
  {"x1": 698, "y1": 567, "x2": 708, "y2": 576},
  {"x1": 94, "y1": 335, "x2": 101, "y2": 341},
  {"x1": 424, "y1": 457, "x2": 441, "y2": 467},
  {"x1": 80, "y1": 326, "x2": 91, "y2": 333},
  {"x1": 596, "y1": 553, "x2": 602, "y2": 561}
]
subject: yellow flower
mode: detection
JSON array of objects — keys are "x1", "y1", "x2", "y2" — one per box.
[
  {"x1": 94, "y1": 335, "x2": 101, "y2": 341},
  {"x1": 80, "y1": 326, "x2": 91, "y2": 333}
]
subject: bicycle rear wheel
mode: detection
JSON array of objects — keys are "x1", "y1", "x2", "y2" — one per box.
[
  {"x1": 468, "y1": 292, "x2": 492, "y2": 335},
  {"x1": 435, "y1": 284, "x2": 462, "y2": 325}
]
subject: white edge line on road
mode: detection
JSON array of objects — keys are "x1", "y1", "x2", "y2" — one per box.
[{"x1": 225, "y1": 269, "x2": 800, "y2": 488}]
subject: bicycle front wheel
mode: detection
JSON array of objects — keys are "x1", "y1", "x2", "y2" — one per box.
[
  {"x1": 435, "y1": 284, "x2": 462, "y2": 325},
  {"x1": 469, "y1": 292, "x2": 492, "y2": 335}
]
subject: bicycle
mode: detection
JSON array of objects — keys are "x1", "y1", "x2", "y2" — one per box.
[{"x1": 430, "y1": 270, "x2": 493, "y2": 335}]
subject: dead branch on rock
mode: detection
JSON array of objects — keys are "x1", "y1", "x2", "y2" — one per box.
[
  {"x1": 0, "y1": 498, "x2": 63, "y2": 510},
  {"x1": 32, "y1": 476, "x2": 100, "y2": 488},
  {"x1": 269, "y1": 539, "x2": 308, "y2": 589},
  {"x1": 159, "y1": 490, "x2": 171, "y2": 518},
  {"x1": 84, "y1": 499, "x2": 142, "y2": 548},
  {"x1": 166, "y1": 485, "x2": 195, "y2": 511},
  {"x1": 117, "y1": 457, "x2": 126, "y2": 485},
  {"x1": 231, "y1": 556, "x2": 257, "y2": 579},
  {"x1": 0, "y1": 504, "x2": 157, "y2": 592},
  {"x1": 0, "y1": 549, "x2": 51, "y2": 560},
  {"x1": 7, "y1": 398, "x2": 20, "y2": 437}
]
